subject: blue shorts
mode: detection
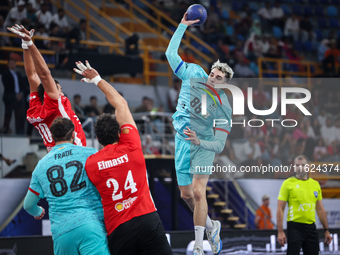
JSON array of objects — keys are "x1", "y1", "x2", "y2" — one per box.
[
  {"x1": 53, "y1": 222, "x2": 110, "y2": 255},
  {"x1": 175, "y1": 133, "x2": 215, "y2": 186}
]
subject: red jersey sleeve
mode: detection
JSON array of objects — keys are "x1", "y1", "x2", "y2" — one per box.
[
  {"x1": 29, "y1": 92, "x2": 42, "y2": 109},
  {"x1": 119, "y1": 124, "x2": 141, "y2": 149}
]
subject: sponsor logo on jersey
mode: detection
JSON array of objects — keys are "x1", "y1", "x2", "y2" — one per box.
[
  {"x1": 296, "y1": 184, "x2": 300, "y2": 188},
  {"x1": 115, "y1": 196, "x2": 137, "y2": 212},
  {"x1": 121, "y1": 126, "x2": 133, "y2": 134},
  {"x1": 297, "y1": 203, "x2": 315, "y2": 212},
  {"x1": 314, "y1": 191, "x2": 318, "y2": 198},
  {"x1": 98, "y1": 154, "x2": 129, "y2": 170},
  {"x1": 29, "y1": 95, "x2": 37, "y2": 100},
  {"x1": 27, "y1": 116, "x2": 44, "y2": 124}
]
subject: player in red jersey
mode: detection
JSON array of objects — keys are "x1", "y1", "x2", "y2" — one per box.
[
  {"x1": 8, "y1": 25, "x2": 86, "y2": 152},
  {"x1": 73, "y1": 60, "x2": 172, "y2": 255}
]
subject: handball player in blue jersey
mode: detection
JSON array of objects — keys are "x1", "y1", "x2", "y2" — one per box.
[
  {"x1": 23, "y1": 118, "x2": 109, "y2": 255},
  {"x1": 165, "y1": 13, "x2": 233, "y2": 255}
]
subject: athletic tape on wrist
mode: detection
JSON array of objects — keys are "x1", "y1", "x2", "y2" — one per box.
[
  {"x1": 93, "y1": 76, "x2": 102, "y2": 86},
  {"x1": 22, "y1": 40, "x2": 33, "y2": 49}
]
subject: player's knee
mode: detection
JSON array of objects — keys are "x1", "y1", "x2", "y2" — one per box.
[
  {"x1": 180, "y1": 190, "x2": 194, "y2": 202},
  {"x1": 193, "y1": 188, "x2": 205, "y2": 202}
]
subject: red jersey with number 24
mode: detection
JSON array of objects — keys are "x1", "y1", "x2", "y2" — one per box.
[
  {"x1": 27, "y1": 92, "x2": 86, "y2": 152},
  {"x1": 85, "y1": 124, "x2": 156, "y2": 236}
]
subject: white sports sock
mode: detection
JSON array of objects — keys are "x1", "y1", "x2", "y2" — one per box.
[
  {"x1": 195, "y1": 226, "x2": 205, "y2": 248},
  {"x1": 205, "y1": 215, "x2": 213, "y2": 230}
]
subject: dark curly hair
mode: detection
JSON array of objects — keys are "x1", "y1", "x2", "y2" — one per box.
[
  {"x1": 37, "y1": 80, "x2": 60, "y2": 103},
  {"x1": 50, "y1": 118, "x2": 74, "y2": 142},
  {"x1": 94, "y1": 113, "x2": 120, "y2": 146}
]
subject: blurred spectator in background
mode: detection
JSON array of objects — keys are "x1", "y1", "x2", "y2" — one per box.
[
  {"x1": 327, "y1": 140, "x2": 340, "y2": 161},
  {"x1": 84, "y1": 96, "x2": 101, "y2": 118},
  {"x1": 234, "y1": 56, "x2": 256, "y2": 77},
  {"x1": 240, "y1": 136, "x2": 262, "y2": 166},
  {"x1": 314, "y1": 138, "x2": 330, "y2": 162},
  {"x1": 318, "y1": 108, "x2": 328, "y2": 127},
  {"x1": 266, "y1": 38, "x2": 281, "y2": 58},
  {"x1": 253, "y1": 83, "x2": 268, "y2": 109},
  {"x1": 36, "y1": 2, "x2": 52, "y2": 30},
  {"x1": 0, "y1": 59, "x2": 25, "y2": 134},
  {"x1": 49, "y1": 23, "x2": 65, "y2": 53},
  {"x1": 321, "y1": 117, "x2": 336, "y2": 146},
  {"x1": 4, "y1": 0, "x2": 26, "y2": 28},
  {"x1": 135, "y1": 96, "x2": 153, "y2": 113},
  {"x1": 323, "y1": 39, "x2": 340, "y2": 74},
  {"x1": 73, "y1": 94, "x2": 86, "y2": 123},
  {"x1": 255, "y1": 195, "x2": 274, "y2": 230},
  {"x1": 0, "y1": 15, "x2": 10, "y2": 46},
  {"x1": 257, "y1": 2, "x2": 271, "y2": 31},
  {"x1": 167, "y1": 78, "x2": 181, "y2": 113},
  {"x1": 312, "y1": 118, "x2": 321, "y2": 138},
  {"x1": 292, "y1": 121, "x2": 309, "y2": 141},
  {"x1": 300, "y1": 15, "x2": 314, "y2": 43},
  {"x1": 52, "y1": 8, "x2": 69, "y2": 34},
  {"x1": 0, "y1": 0, "x2": 11, "y2": 20},
  {"x1": 201, "y1": 16, "x2": 218, "y2": 43},
  {"x1": 257, "y1": 2, "x2": 271, "y2": 21},
  {"x1": 284, "y1": 14, "x2": 299, "y2": 41},
  {"x1": 244, "y1": 33, "x2": 264, "y2": 58},
  {"x1": 35, "y1": 24, "x2": 49, "y2": 49},
  {"x1": 271, "y1": 2, "x2": 285, "y2": 30},
  {"x1": 0, "y1": 153, "x2": 16, "y2": 167},
  {"x1": 142, "y1": 134, "x2": 160, "y2": 155},
  {"x1": 335, "y1": 118, "x2": 340, "y2": 142},
  {"x1": 208, "y1": 5, "x2": 219, "y2": 24},
  {"x1": 251, "y1": 19, "x2": 262, "y2": 36},
  {"x1": 66, "y1": 19, "x2": 87, "y2": 53},
  {"x1": 216, "y1": 39, "x2": 230, "y2": 63},
  {"x1": 26, "y1": 0, "x2": 37, "y2": 26},
  {"x1": 305, "y1": 118, "x2": 316, "y2": 140},
  {"x1": 180, "y1": 47, "x2": 196, "y2": 64}
]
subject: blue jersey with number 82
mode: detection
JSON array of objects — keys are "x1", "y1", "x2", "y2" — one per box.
[{"x1": 29, "y1": 143, "x2": 104, "y2": 240}]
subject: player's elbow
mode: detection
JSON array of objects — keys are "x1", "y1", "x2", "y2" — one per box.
[
  {"x1": 38, "y1": 69, "x2": 52, "y2": 79},
  {"x1": 165, "y1": 48, "x2": 176, "y2": 59},
  {"x1": 215, "y1": 142, "x2": 225, "y2": 154}
]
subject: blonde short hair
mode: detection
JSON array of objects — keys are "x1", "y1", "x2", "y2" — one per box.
[{"x1": 211, "y1": 60, "x2": 234, "y2": 83}]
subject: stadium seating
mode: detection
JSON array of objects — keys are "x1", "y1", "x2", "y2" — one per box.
[
  {"x1": 327, "y1": 5, "x2": 338, "y2": 15},
  {"x1": 273, "y1": 26, "x2": 283, "y2": 38},
  {"x1": 303, "y1": 6, "x2": 313, "y2": 15},
  {"x1": 292, "y1": 5, "x2": 303, "y2": 15},
  {"x1": 331, "y1": 0, "x2": 340, "y2": 4},
  {"x1": 315, "y1": 6, "x2": 325, "y2": 15},
  {"x1": 315, "y1": 30, "x2": 323, "y2": 40},
  {"x1": 281, "y1": 4, "x2": 291, "y2": 15},
  {"x1": 249, "y1": 2, "x2": 259, "y2": 12},
  {"x1": 317, "y1": 17, "x2": 328, "y2": 28},
  {"x1": 329, "y1": 18, "x2": 339, "y2": 28}
]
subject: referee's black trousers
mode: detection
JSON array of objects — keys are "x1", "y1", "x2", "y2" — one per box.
[{"x1": 287, "y1": 221, "x2": 320, "y2": 255}]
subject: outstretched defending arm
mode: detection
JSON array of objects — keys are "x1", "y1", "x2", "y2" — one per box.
[
  {"x1": 9, "y1": 25, "x2": 40, "y2": 93},
  {"x1": 7, "y1": 25, "x2": 59, "y2": 99},
  {"x1": 74, "y1": 61, "x2": 136, "y2": 128},
  {"x1": 24, "y1": 49, "x2": 40, "y2": 93}
]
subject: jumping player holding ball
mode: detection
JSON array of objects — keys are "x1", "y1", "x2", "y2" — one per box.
[{"x1": 165, "y1": 10, "x2": 233, "y2": 255}]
